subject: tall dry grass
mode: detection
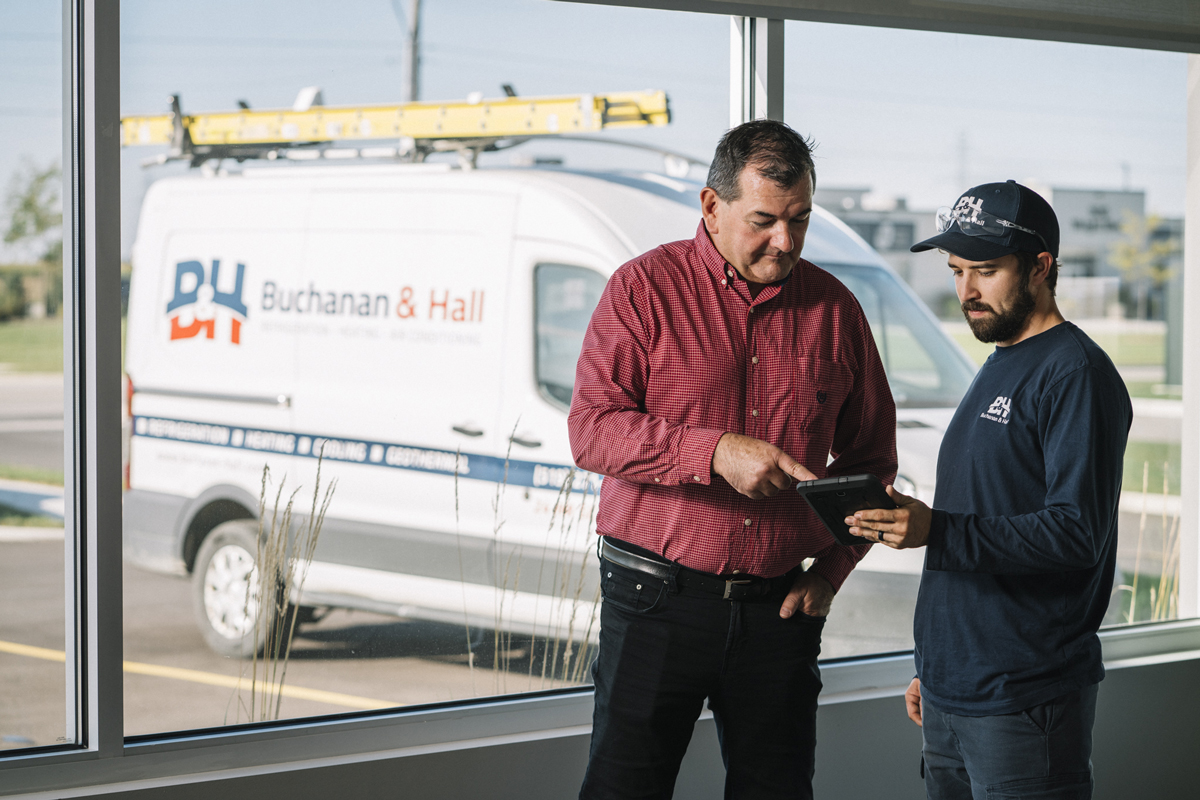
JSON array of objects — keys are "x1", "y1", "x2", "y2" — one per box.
[
  {"x1": 1115, "y1": 459, "x2": 1180, "y2": 624},
  {"x1": 229, "y1": 451, "x2": 336, "y2": 723}
]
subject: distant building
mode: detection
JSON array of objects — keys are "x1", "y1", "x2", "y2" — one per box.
[
  {"x1": 813, "y1": 187, "x2": 952, "y2": 317},
  {"x1": 816, "y1": 185, "x2": 1182, "y2": 324}
]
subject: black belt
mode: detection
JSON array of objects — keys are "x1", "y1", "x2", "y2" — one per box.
[{"x1": 599, "y1": 537, "x2": 781, "y2": 601}]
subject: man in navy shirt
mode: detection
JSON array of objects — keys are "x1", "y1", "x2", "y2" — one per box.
[{"x1": 847, "y1": 181, "x2": 1131, "y2": 799}]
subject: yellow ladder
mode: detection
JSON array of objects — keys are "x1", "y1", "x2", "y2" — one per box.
[{"x1": 121, "y1": 90, "x2": 670, "y2": 165}]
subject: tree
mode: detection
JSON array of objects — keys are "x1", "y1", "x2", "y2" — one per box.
[
  {"x1": 2, "y1": 160, "x2": 63, "y2": 317},
  {"x1": 1109, "y1": 211, "x2": 1179, "y2": 320}
]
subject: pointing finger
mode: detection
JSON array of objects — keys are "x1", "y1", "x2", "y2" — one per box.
[{"x1": 779, "y1": 452, "x2": 817, "y2": 483}]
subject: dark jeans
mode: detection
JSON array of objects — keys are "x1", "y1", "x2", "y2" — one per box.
[
  {"x1": 579, "y1": 555, "x2": 825, "y2": 800},
  {"x1": 921, "y1": 684, "x2": 1099, "y2": 800}
]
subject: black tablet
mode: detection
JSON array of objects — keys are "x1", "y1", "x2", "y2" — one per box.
[{"x1": 794, "y1": 474, "x2": 897, "y2": 546}]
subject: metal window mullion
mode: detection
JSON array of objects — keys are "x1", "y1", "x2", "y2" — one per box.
[
  {"x1": 729, "y1": 17, "x2": 784, "y2": 127},
  {"x1": 74, "y1": 0, "x2": 125, "y2": 756},
  {"x1": 1180, "y1": 54, "x2": 1200, "y2": 619},
  {"x1": 62, "y1": 0, "x2": 80, "y2": 747}
]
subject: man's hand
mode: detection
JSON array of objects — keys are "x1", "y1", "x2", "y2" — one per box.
[
  {"x1": 905, "y1": 678, "x2": 922, "y2": 727},
  {"x1": 712, "y1": 432, "x2": 816, "y2": 499},
  {"x1": 779, "y1": 571, "x2": 834, "y2": 619},
  {"x1": 844, "y1": 484, "x2": 932, "y2": 549}
]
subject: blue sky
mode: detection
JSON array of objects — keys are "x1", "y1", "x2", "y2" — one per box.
[{"x1": 0, "y1": 0, "x2": 1186, "y2": 259}]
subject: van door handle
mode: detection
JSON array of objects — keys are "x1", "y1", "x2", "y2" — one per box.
[
  {"x1": 452, "y1": 424, "x2": 484, "y2": 438},
  {"x1": 509, "y1": 434, "x2": 542, "y2": 449}
]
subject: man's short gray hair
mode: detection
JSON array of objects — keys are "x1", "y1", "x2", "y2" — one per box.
[{"x1": 706, "y1": 119, "x2": 816, "y2": 202}]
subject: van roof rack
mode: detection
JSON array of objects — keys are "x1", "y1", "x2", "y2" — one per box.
[{"x1": 121, "y1": 89, "x2": 671, "y2": 169}]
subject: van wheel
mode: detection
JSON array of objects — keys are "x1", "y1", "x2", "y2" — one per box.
[{"x1": 192, "y1": 520, "x2": 281, "y2": 658}]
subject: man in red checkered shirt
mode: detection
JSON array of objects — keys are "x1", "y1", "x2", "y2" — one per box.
[{"x1": 570, "y1": 120, "x2": 897, "y2": 800}]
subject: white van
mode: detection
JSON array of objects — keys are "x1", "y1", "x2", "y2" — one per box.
[{"x1": 124, "y1": 162, "x2": 976, "y2": 657}]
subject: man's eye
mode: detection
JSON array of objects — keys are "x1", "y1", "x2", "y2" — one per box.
[{"x1": 979, "y1": 270, "x2": 996, "y2": 277}]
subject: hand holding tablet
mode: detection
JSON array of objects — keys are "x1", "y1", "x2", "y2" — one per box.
[{"x1": 794, "y1": 474, "x2": 897, "y2": 546}]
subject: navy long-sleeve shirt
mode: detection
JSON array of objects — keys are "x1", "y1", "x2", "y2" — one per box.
[{"x1": 914, "y1": 322, "x2": 1132, "y2": 716}]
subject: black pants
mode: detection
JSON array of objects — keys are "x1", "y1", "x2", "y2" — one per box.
[{"x1": 579, "y1": 555, "x2": 825, "y2": 800}]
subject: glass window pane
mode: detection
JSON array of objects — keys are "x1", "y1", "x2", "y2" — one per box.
[
  {"x1": 0, "y1": 0, "x2": 68, "y2": 752},
  {"x1": 535, "y1": 264, "x2": 607, "y2": 410},
  {"x1": 788, "y1": 21, "x2": 1190, "y2": 658},
  {"x1": 120, "y1": 0, "x2": 724, "y2": 735}
]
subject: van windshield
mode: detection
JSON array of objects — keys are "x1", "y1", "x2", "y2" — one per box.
[{"x1": 824, "y1": 263, "x2": 976, "y2": 409}]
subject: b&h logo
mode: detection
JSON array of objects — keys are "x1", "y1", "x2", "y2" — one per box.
[
  {"x1": 954, "y1": 195, "x2": 985, "y2": 225},
  {"x1": 981, "y1": 395, "x2": 1011, "y2": 425},
  {"x1": 166, "y1": 259, "x2": 248, "y2": 344}
]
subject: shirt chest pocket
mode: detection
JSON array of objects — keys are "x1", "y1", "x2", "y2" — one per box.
[{"x1": 789, "y1": 357, "x2": 853, "y2": 432}]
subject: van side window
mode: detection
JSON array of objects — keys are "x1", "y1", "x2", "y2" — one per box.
[{"x1": 535, "y1": 264, "x2": 608, "y2": 410}]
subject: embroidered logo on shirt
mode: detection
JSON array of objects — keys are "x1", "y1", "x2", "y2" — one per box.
[
  {"x1": 981, "y1": 395, "x2": 1011, "y2": 425},
  {"x1": 816, "y1": 391, "x2": 827, "y2": 404}
]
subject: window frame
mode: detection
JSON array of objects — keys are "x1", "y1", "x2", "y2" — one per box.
[{"x1": 2, "y1": 1, "x2": 1199, "y2": 795}]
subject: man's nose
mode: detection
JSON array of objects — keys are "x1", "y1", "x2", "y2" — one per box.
[
  {"x1": 770, "y1": 223, "x2": 794, "y2": 253},
  {"x1": 958, "y1": 274, "x2": 980, "y2": 301}
]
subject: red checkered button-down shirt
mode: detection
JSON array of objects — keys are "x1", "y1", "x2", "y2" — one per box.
[{"x1": 568, "y1": 222, "x2": 897, "y2": 591}]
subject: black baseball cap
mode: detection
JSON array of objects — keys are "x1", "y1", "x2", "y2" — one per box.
[{"x1": 911, "y1": 180, "x2": 1059, "y2": 261}]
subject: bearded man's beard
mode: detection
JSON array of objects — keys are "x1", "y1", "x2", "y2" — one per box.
[{"x1": 961, "y1": 273, "x2": 1037, "y2": 343}]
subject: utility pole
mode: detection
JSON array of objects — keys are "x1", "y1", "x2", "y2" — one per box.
[{"x1": 392, "y1": 0, "x2": 422, "y2": 102}]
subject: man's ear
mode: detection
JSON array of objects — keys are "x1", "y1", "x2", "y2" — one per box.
[
  {"x1": 1029, "y1": 252, "x2": 1054, "y2": 288},
  {"x1": 700, "y1": 187, "x2": 721, "y2": 235}
]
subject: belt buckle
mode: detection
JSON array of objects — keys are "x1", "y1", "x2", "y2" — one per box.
[{"x1": 722, "y1": 578, "x2": 753, "y2": 600}]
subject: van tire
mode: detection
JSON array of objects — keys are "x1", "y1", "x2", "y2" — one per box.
[{"x1": 191, "y1": 520, "x2": 281, "y2": 658}]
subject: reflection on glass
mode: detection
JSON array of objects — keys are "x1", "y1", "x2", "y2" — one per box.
[
  {"x1": 535, "y1": 264, "x2": 607, "y2": 410},
  {"x1": 0, "y1": 0, "x2": 68, "y2": 751},
  {"x1": 120, "y1": 0, "x2": 725, "y2": 736}
]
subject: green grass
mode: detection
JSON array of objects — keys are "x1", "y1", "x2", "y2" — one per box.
[
  {"x1": 0, "y1": 317, "x2": 127, "y2": 373},
  {"x1": 0, "y1": 317, "x2": 64, "y2": 372},
  {"x1": 0, "y1": 501, "x2": 61, "y2": 527},
  {"x1": 1124, "y1": 381, "x2": 1182, "y2": 400},
  {"x1": 1084, "y1": 332, "x2": 1164, "y2": 367},
  {"x1": 949, "y1": 328, "x2": 1166, "y2": 369},
  {"x1": 0, "y1": 464, "x2": 65, "y2": 486},
  {"x1": 1124, "y1": 443, "x2": 1181, "y2": 496}
]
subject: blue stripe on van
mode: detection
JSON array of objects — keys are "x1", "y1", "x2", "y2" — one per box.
[{"x1": 131, "y1": 415, "x2": 602, "y2": 494}]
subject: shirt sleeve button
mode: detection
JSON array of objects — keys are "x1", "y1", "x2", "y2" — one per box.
[
  {"x1": 654, "y1": 477, "x2": 660, "y2": 482},
  {"x1": 693, "y1": 475, "x2": 701, "y2": 481}
]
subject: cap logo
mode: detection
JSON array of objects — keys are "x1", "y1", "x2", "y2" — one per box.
[{"x1": 954, "y1": 195, "x2": 985, "y2": 225}]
